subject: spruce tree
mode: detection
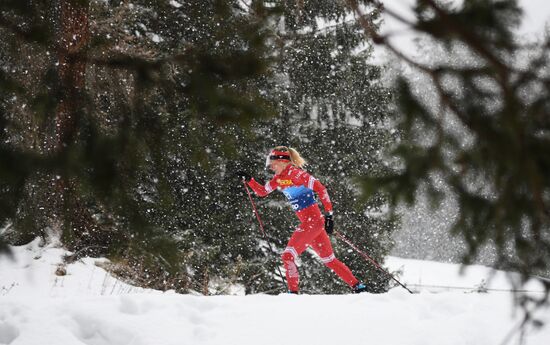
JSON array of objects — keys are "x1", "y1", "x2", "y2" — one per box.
[
  {"x1": 0, "y1": 0, "x2": 277, "y2": 291},
  {"x1": 229, "y1": 0, "x2": 399, "y2": 294}
]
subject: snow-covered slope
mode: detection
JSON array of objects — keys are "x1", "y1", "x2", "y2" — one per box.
[
  {"x1": 386, "y1": 256, "x2": 547, "y2": 294},
  {"x1": 1, "y1": 240, "x2": 549, "y2": 345}
]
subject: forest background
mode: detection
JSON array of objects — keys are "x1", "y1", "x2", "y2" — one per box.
[{"x1": 1, "y1": 0, "x2": 549, "y2": 301}]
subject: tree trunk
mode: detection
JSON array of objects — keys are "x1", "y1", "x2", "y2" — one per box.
[
  {"x1": 53, "y1": 0, "x2": 94, "y2": 249},
  {"x1": 56, "y1": 0, "x2": 89, "y2": 148}
]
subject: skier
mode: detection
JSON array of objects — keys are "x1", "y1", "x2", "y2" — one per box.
[{"x1": 237, "y1": 146, "x2": 367, "y2": 294}]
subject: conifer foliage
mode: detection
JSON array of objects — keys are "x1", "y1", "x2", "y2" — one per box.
[
  {"x1": 0, "y1": 1, "x2": 396, "y2": 294},
  {"x1": 231, "y1": 0, "x2": 398, "y2": 293},
  {"x1": 350, "y1": 0, "x2": 550, "y2": 298}
]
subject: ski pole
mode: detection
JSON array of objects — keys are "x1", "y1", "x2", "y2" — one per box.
[
  {"x1": 242, "y1": 181, "x2": 287, "y2": 288},
  {"x1": 334, "y1": 230, "x2": 414, "y2": 294}
]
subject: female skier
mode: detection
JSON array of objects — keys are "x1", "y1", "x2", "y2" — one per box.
[{"x1": 238, "y1": 146, "x2": 367, "y2": 294}]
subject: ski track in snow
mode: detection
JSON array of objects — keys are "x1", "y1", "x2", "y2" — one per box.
[
  {"x1": 2, "y1": 292, "x2": 548, "y2": 345},
  {"x1": 1, "y1": 241, "x2": 550, "y2": 345}
]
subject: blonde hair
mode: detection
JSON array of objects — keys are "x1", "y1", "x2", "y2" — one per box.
[{"x1": 273, "y1": 146, "x2": 307, "y2": 169}]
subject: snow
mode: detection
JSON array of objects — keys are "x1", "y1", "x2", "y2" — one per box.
[
  {"x1": 169, "y1": 0, "x2": 182, "y2": 9},
  {"x1": 0, "y1": 239, "x2": 148, "y2": 299},
  {"x1": 1, "y1": 240, "x2": 550, "y2": 345},
  {"x1": 386, "y1": 257, "x2": 547, "y2": 294}
]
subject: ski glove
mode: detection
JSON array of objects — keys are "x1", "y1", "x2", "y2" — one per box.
[
  {"x1": 324, "y1": 213, "x2": 334, "y2": 234},
  {"x1": 236, "y1": 171, "x2": 252, "y2": 182}
]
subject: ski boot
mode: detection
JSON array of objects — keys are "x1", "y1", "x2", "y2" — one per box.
[{"x1": 353, "y1": 282, "x2": 368, "y2": 293}]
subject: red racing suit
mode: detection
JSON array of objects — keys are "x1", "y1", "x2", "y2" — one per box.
[{"x1": 247, "y1": 164, "x2": 359, "y2": 292}]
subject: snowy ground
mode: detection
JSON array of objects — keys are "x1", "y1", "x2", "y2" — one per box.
[{"x1": 1, "y1": 240, "x2": 550, "y2": 345}]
